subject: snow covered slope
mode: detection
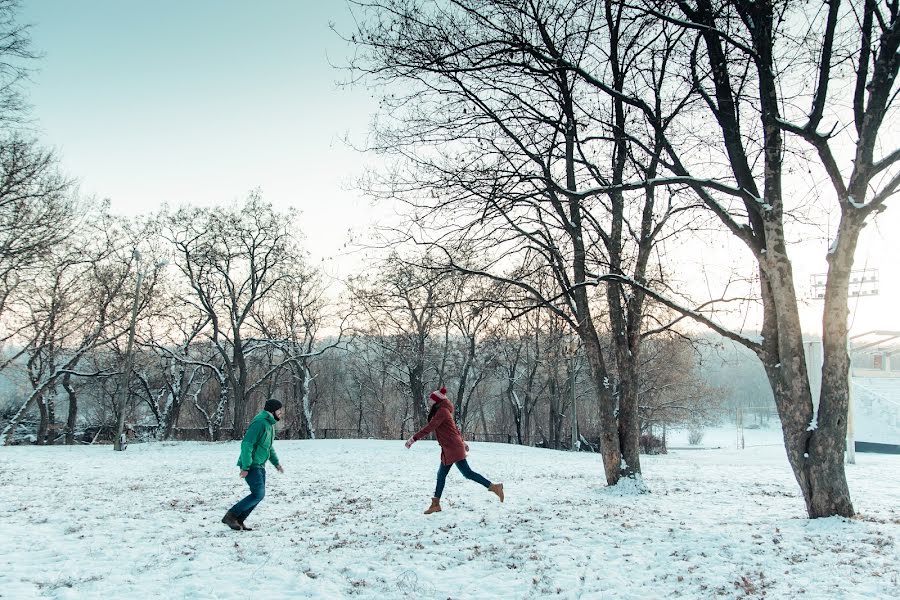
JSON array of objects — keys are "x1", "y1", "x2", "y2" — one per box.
[
  {"x1": 1, "y1": 439, "x2": 898, "y2": 599},
  {"x1": 854, "y1": 377, "x2": 900, "y2": 446}
]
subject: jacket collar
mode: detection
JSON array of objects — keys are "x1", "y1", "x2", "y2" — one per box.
[{"x1": 256, "y1": 410, "x2": 276, "y2": 425}]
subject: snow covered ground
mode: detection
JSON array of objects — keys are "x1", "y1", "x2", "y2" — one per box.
[{"x1": 1, "y1": 434, "x2": 898, "y2": 599}]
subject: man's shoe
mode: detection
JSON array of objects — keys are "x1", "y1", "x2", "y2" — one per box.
[{"x1": 221, "y1": 511, "x2": 242, "y2": 531}]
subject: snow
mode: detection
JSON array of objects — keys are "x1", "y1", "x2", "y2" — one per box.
[
  {"x1": 666, "y1": 425, "x2": 784, "y2": 449},
  {"x1": 853, "y1": 377, "x2": 900, "y2": 445},
  {"x1": 1, "y1": 438, "x2": 899, "y2": 599},
  {"x1": 828, "y1": 231, "x2": 840, "y2": 255}
]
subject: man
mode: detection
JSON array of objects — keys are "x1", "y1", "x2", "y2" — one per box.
[{"x1": 222, "y1": 399, "x2": 285, "y2": 531}]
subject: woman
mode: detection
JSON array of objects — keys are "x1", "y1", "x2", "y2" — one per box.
[{"x1": 405, "y1": 387, "x2": 504, "y2": 514}]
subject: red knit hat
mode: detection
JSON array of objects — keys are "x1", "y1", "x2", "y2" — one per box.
[{"x1": 429, "y1": 387, "x2": 448, "y2": 403}]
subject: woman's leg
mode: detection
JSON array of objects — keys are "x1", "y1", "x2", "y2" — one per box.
[
  {"x1": 434, "y1": 462, "x2": 453, "y2": 498},
  {"x1": 454, "y1": 459, "x2": 491, "y2": 488}
]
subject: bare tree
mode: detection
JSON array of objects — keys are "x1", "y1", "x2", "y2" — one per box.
[
  {"x1": 0, "y1": 139, "x2": 75, "y2": 364},
  {"x1": 348, "y1": 250, "x2": 453, "y2": 427},
  {"x1": 252, "y1": 261, "x2": 349, "y2": 439},
  {"x1": 443, "y1": 274, "x2": 501, "y2": 434},
  {"x1": 1, "y1": 210, "x2": 159, "y2": 444},
  {"x1": 637, "y1": 334, "x2": 725, "y2": 437},
  {"x1": 347, "y1": 0, "x2": 701, "y2": 485},
  {"x1": 506, "y1": 0, "x2": 900, "y2": 516},
  {"x1": 164, "y1": 192, "x2": 298, "y2": 439},
  {"x1": 0, "y1": 0, "x2": 37, "y2": 124},
  {"x1": 0, "y1": 1, "x2": 75, "y2": 354},
  {"x1": 139, "y1": 297, "x2": 211, "y2": 440}
]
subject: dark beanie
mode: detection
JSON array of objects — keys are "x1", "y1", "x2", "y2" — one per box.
[{"x1": 264, "y1": 399, "x2": 283, "y2": 415}]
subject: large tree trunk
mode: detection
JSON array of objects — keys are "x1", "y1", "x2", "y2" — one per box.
[
  {"x1": 409, "y1": 359, "x2": 425, "y2": 426},
  {"x1": 211, "y1": 381, "x2": 228, "y2": 442},
  {"x1": 807, "y1": 215, "x2": 861, "y2": 517},
  {"x1": 230, "y1": 330, "x2": 251, "y2": 438},
  {"x1": 507, "y1": 382, "x2": 524, "y2": 445},
  {"x1": 548, "y1": 366, "x2": 560, "y2": 449},
  {"x1": 615, "y1": 349, "x2": 642, "y2": 477},
  {"x1": 763, "y1": 236, "x2": 854, "y2": 518},
  {"x1": 36, "y1": 392, "x2": 48, "y2": 445},
  {"x1": 157, "y1": 363, "x2": 186, "y2": 441},
  {"x1": 582, "y1": 331, "x2": 622, "y2": 485},
  {"x1": 454, "y1": 337, "x2": 475, "y2": 432},
  {"x1": 230, "y1": 382, "x2": 248, "y2": 440},
  {"x1": 296, "y1": 361, "x2": 315, "y2": 440},
  {"x1": 806, "y1": 218, "x2": 864, "y2": 517},
  {"x1": 159, "y1": 391, "x2": 182, "y2": 441},
  {"x1": 63, "y1": 374, "x2": 77, "y2": 445},
  {"x1": 45, "y1": 388, "x2": 58, "y2": 444}
]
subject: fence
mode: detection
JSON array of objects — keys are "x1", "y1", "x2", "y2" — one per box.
[{"x1": 29, "y1": 423, "x2": 596, "y2": 450}]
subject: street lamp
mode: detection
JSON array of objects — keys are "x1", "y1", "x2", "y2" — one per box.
[{"x1": 568, "y1": 337, "x2": 581, "y2": 451}]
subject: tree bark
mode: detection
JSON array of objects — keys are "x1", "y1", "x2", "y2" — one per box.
[{"x1": 63, "y1": 373, "x2": 77, "y2": 445}]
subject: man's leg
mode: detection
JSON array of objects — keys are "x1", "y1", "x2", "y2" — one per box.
[{"x1": 230, "y1": 467, "x2": 266, "y2": 521}]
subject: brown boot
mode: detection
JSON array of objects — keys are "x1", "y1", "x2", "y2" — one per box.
[
  {"x1": 489, "y1": 483, "x2": 504, "y2": 503},
  {"x1": 424, "y1": 497, "x2": 441, "y2": 514},
  {"x1": 221, "y1": 511, "x2": 242, "y2": 530},
  {"x1": 238, "y1": 519, "x2": 253, "y2": 531}
]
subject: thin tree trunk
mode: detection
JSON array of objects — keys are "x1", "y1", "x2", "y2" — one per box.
[
  {"x1": 63, "y1": 373, "x2": 77, "y2": 445},
  {"x1": 36, "y1": 393, "x2": 48, "y2": 445},
  {"x1": 45, "y1": 388, "x2": 59, "y2": 445}
]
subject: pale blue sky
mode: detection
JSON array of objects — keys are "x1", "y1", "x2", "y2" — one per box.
[{"x1": 20, "y1": 0, "x2": 380, "y2": 274}]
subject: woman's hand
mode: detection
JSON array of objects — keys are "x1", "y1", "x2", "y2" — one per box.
[{"x1": 405, "y1": 436, "x2": 416, "y2": 449}]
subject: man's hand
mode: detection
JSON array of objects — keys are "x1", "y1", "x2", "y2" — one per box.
[
  {"x1": 276, "y1": 464, "x2": 285, "y2": 474},
  {"x1": 405, "y1": 436, "x2": 416, "y2": 449},
  {"x1": 465, "y1": 443, "x2": 470, "y2": 452},
  {"x1": 239, "y1": 470, "x2": 249, "y2": 479}
]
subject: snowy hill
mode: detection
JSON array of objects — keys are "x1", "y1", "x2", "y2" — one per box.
[{"x1": 1, "y1": 440, "x2": 898, "y2": 599}]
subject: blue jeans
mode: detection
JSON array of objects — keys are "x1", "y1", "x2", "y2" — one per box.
[
  {"x1": 229, "y1": 467, "x2": 266, "y2": 520},
  {"x1": 434, "y1": 459, "x2": 491, "y2": 498}
]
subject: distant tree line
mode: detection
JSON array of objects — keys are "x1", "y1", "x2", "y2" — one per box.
[{"x1": 0, "y1": 199, "x2": 722, "y2": 449}]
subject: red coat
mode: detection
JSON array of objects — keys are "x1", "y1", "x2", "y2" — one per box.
[{"x1": 412, "y1": 399, "x2": 467, "y2": 465}]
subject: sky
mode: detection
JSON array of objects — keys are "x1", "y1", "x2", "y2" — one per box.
[
  {"x1": 19, "y1": 0, "x2": 388, "y2": 280},
  {"x1": 16, "y1": 1, "x2": 900, "y2": 337}
]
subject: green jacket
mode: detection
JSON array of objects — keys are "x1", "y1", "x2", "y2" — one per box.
[{"x1": 237, "y1": 410, "x2": 280, "y2": 470}]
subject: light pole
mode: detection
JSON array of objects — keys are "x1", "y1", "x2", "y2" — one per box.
[
  {"x1": 847, "y1": 340, "x2": 856, "y2": 465},
  {"x1": 113, "y1": 250, "x2": 143, "y2": 451},
  {"x1": 569, "y1": 353, "x2": 578, "y2": 451},
  {"x1": 567, "y1": 337, "x2": 581, "y2": 452}
]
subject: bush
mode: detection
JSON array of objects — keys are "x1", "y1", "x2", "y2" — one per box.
[
  {"x1": 640, "y1": 433, "x2": 666, "y2": 455},
  {"x1": 688, "y1": 429, "x2": 704, "y2": 445}
]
